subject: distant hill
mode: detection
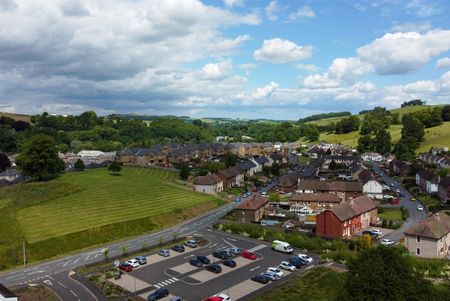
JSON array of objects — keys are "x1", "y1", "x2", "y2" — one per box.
[
  {"x1": 0, "y1": 112, "x2": 32, "y2": 123},
  {"x1": 303, "y1": 105, "x2": 449, "y2": 153}
]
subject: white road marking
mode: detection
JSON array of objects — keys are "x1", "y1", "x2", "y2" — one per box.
[
  {"x1": 250, "y1": 266, "x2": 260, "y2": 272},
  {"x1": 206, "y1": 229, "x2": 212, "y2": 232},
  {"x1": 73, "y1": 257, "x2": 81, "y2": 264},
  {"x1": 183, "y1": 254, "x2": 195, "y2": 259},
  {"x1": 57, "y1": 282, "x2": 67, "y2": 288},
  {"x1": 85, "y1": 255, "x2": 90, "y2": 261},
  {"x1": 70, "y1": 290, "x2": 77, "y2": 296},
  {"x1": 172, "y1": 277, "x2": 179, "y2": 281},
  {"x1": 154, "y1": 285, "x2": 160, "y2": 289},
  {"x1": 63, "y1": 261, "x2": 72, "y2": 267},
  {"x1": 248, "y1": 244, "x2": 267, "y2": 252},
  {"x1": 43, "y1": 280, "x2": 53, "y2": 286}
]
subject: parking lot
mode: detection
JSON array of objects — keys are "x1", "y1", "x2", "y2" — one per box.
[{"x1": 108, "y1": 228, "x2": 316, "y2": 301}]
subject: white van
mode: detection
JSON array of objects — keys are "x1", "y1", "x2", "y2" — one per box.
[{"x1": 272, "y1": 240, "x2": 293, "y2": 254}]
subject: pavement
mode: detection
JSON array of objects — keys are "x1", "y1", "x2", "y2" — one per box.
[
  {"x1": 0, "y1": 201, "x2": 242, "y2": 300},
  {"x1": 371, "y1": 162, "x2": 428, "y2": 243}
]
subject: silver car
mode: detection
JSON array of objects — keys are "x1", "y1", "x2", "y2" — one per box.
[{"x1": 158, "y1": 249, "x2": 170, "y2": 257}]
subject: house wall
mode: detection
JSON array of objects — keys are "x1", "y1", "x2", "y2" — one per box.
[
  {"x1": 363, "y1": 180, "x2": 383, "y2": 199},
  {"x1": 405, "y1": 234, "x2": 442, "y2": 258},
  {"x1": 195, "y1": 182, "x2": 223, "y2": 195},
  {"x1": 426, "y1": 181, "x2": 438, "y2": 194},
  {"x1": 438, "y1": 186, "x2": 450, "y2": 203},
  {"x1": 235, "y1": 207, "x2": 264, "y2": 223},
  {"x1": 316, "y1": 211, "x2": 344, "y2": 238}
]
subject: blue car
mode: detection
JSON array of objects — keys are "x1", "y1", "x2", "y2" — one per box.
[
  {"x1": 147, "y1": 288, "x2": 169, "y2": 301},
  {"x1": 189, "y1": 258, "x2": 203, "y2": 267},
  {"x1": 197, "y1": 255, "x2": 210, "y2": 265}
]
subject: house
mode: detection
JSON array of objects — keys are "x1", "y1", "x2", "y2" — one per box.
[
  {"x1": 361, "y1": 152, "x2": 383, "y2": 162},
  {"x1": 297, "y1": 180, "x2": 363, "y2": 202},
  {"x1": 194, "y1": 174, "x2": 224, "y2": 195},
  {"x1": 416, "y1": 170, "x2": 439, "y2": 194},
  {"x1": 0, "y1": 283, "x2": 17, "y2": 301},
  {"x1": 0, "y1": 169, "x2": 20, "y2": 182},
  {"x1": 289, "y1": 193, "x2": 342, "y2": 214},
  {"x1": 404, "y1": 212, "x2": 450, "y2": 258},
  {"x1": 438, "y1": 177, "x2": 450, "y2": 203},
  {"x1": 277, "y1": 170, "x2": 303, "y2": 193},
  {"x1": 218, "y1": 166, "x2": 244, "y2": 188},
  {"x1": 431, "y1": 147, "x2": 449, "y2": 155},
  {"x1": 235, "y1": 195, "x2": 269, "y2": 223},
  {"x1": 357, "y1": 169, "x2": 383, "y2": 199},
  {"x1": 322, "y1": 155, "x2": 360, "y2": 167},
  {"x1": 316, "y1": 195, "x2": 378, "y2": 238},
  {"x1": 251, "y1": 156, "x2": 271, "y2": 173},
  {"x1": 383, "y1": 153, "x2": 396, "y2": 164},
  {"x1": 270, "y1": 153, "x2": 286, "y2": 164},
  {"x1": 389, "y1": 159, "x2": 410, "y2": 176},
  {"x1": 238, "y1": 160, "x2": 258, "y2": 178}
]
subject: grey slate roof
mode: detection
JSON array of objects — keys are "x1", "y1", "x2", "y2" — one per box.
[{"x1": 404, "y1": 212, "x2": 450, "y2": 240}]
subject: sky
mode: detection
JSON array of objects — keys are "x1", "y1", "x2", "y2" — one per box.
[{"x1": 0, "y1": 0, "x2": 450, "y2": 120}]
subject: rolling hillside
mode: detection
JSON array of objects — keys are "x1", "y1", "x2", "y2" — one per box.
[{"x1": 304, "y1": 105, "x2": 450, "y2": 152}]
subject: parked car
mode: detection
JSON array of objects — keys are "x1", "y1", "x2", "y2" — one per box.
[
  {"x1": 267, "y1": 267, "x2": 283, "y2": 277},
  {"x1": 289, "y1": 257, "x2": 306, "y2": 268},
  {"x1": 370, "y1": 229, "x2": 383, "y2": 236},
  {"x1": 279, "y1": 261, "x2": 295, "y2": 271},
  {"x1": 297, "y1": 254, "x2": 313, "y2": 263},
  {"x1": 362, "y1": 230, "x2": 378, "y2": 237},
  {"x1": 417, "y1": 204, "x2": 424, "y2": 211},
  {"x1": 197, "y1": 255, "x2": 210, "y2": 265},
  {"x1": 158, "y1": 249, "x2": 170, "y2": 257},
  {"x1": 222, "y1": 259, "x2": 236, "y2": 268},
  {"x1": 172, "y1": 245, "x2": 185, "y2": 253},
  {"x1": 241, "y1": 250, "x2": 257, "y2": 260},
  {"x1": 125, "y1": 259, "x2": 140, "y2": 268},
  {"x1": 189, "y1": 258, "x2": 203, "y2": 267},
  {"x1": 214, "y1": 294, "x2": 231, "y2": 301},
  {"x1": 213, "y1": 250, "x2": 229, "y2": 260},
  {"x1": 118, "y1": 263, "x2": 133, "y2": 272},
  {"x1": 261, "y1": 191, "x2": 268, "y2": 196},
  {"x1": 381, "y1": 239, "x2": 394, "y2": 245},
  {"x1": 184, "y1": 240, "x2": 198, "y2": 248},
  {"x1": 147, "y1": 288, "x2": 169, "y2": 301},
  {"x1": 203, "y1": 297, "x2": 222, "y2": 301},
  {"x1": 135, "y1": 256, "x2": 147, "y2": 265},
  {"x1": 170, "y1": 297, "x2": 183, "y2": 301},
  {"x1": 251, "y1": 274, "x2": 270, "y2": 284},
  {"x1": 235, "y1": 197, "x2": 241, "y2": 202},
  {"x1": 391, "y1": 197, "x2": 400, "y2": 205},
  {"x1": 229, "y1": 247, "x2": 241, "y2": 255},
  {"x1": 206, "y1": 263, "x2": 222, "y2": 274},
  {"x1": 263, "y1": 271, "x2": 280, "y2": 281}
]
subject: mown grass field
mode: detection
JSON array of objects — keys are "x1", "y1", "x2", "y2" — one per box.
[
  {"x1": 0, "y1": 167, "x2": 223, "y2": 269},
  {"x1": 378, "y1": 208, "x2": 403, "y2": 223},
  {"x1": 249, "y1": 267, "x2": 346, "y2": 301}
]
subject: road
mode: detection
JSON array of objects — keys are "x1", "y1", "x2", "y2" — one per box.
[
  {"x1": 371, "y1": 162, "x2": 428, "y2": 242},
  {"x1": 0, "y1": 201, "x2": 242, "y2": 300}
]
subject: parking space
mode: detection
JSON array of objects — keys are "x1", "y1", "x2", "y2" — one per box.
[
  {"x1": 108, "y1": 273, "x2": 152, "y2": 293},
  {"x1": 188, "y1": 256, "x2": 259, "y2": 282},
  {"x1": 353, "y1": 227, "x2": 394, "y2": 237}
]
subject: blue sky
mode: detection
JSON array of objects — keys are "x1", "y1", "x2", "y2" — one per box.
[{"x1": 0, "y1": 0, "x2": 449, "y2": 120}]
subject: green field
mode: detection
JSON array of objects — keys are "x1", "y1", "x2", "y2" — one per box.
[
  {"x1": 378, "y1": 208, "x2": 403, "y2": 223},
  {"x1": 0, "y1": 167, "x2": 223, "y2": 268},
  {"x1": 249, "y1": 267, "x2": 346, "y2": 301}
]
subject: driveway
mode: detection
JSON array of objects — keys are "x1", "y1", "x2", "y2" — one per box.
[{"x1": 371, "y1": 162, "x2": 428, "y2": 242}]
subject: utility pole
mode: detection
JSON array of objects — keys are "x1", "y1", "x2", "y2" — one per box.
[{"x1": 23, "y1": 240, "x2": 26, "y2": 267}]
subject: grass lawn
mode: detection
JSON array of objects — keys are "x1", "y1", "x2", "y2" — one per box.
[
  {"x1": 378, "y1": 208, "x2": 403, "y2": 223},
  {"x1": 0, "y1": 167, "x2": 223, "y2": 269},
  {"x1": 249, "y1": 267, "x2": 346, "y2": 301}
]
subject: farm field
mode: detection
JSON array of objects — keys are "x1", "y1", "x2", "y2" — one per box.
[{"x1": 0, "y1": 167, "x2": 223, "y2": 268}]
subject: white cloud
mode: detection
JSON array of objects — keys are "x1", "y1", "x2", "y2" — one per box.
[
  {"x1": 265, "y1": 0, "x2": 278, "y2": 21},
  {"x1": 303, "y1": 57, "x2": 373, "y2": 88},
  {"x1": 388, "y1": 22, "x2": 432, "y2": 33},
  {"x1": 296, "y1": 63, "x2": 319, "y2": 72},
  {"x1": 288, "y1": 6, "x2": 316, "y2": 21},
  {"x1": 200, "y1": 60, "x2": 232, "y2": 80},
  {"x1": 436, "y1": 57, "x2": 450, "y2": 69},
  {"x1": 357, "y1": 30, "x2": 450, "y2": 75},
  {"x1": 223, "y1": 0, "x2": 244, "y2": 8},
  {"x1": 253, "y1": 38, "x2": 313, "y2": 63}
]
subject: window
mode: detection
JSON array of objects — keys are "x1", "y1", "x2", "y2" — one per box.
[
  {"x1": 417, "y1": 236, "x2": 421, "y2": 243},
  {"x1": 416, "y1": 248, "x2": 420, "y2": 255}
]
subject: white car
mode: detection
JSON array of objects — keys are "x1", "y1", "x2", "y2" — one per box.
[
  {"x1": 279, "y1": 261, "x2": 295, "y2": 271},
  {"x1": 267, "y1": 267, "x2": 284, "y2": 278},
  {"x1": 214, "y1": 293, "x2": 231, "y2": 301},
  {"x1": 417, "y1": 204, "x2": 424, "y2": 211},
  {"x1": 298, "y1": 254, "x2": 314, "y2": 263},
  {"x1": 125, "y1": 259, "x2": 140, "y2": 268},
  {"x1": 370, "y1": 229, "x2": 383, "y2": 237},
  {"x1": 380, "y1": 239, "x2": 394, "y2": 245}
]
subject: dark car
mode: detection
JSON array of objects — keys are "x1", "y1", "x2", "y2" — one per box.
[
  {"x1": 189, "y1": 259, "x2": 203, "y2": 267},
  {"x1": 197, "y1": 255, "x2": 210, "y2": 265},
  {"x1": 206, "y1": 263, "x2": 222, "y2": 274},
  {"x1": 147, "y1": 288, "x2": 169, "y2": 301},
  {"x1": 222, "y1": 259, "x2": 236, "y2": 268},
  {"x1": 251, "y1": 274, "x2": 270, "y2": 284},
  {"x1": 118, "y1": 263, "x2": 133, "y2": 272},
  {"x1": 289, "y1": 257, "x2": 307, "y2": 268},
  {"x1": 213, "y1": 250, "x2": 229, "y2": 260},
  {"x1": 172, "y1": 245, "x2": 185, "y2": 253}
]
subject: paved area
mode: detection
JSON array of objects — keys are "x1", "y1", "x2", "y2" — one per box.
[{"x1": 108, "y1": 273, "x2": 151, "y2": 293}]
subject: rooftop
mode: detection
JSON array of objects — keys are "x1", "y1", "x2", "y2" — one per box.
[
  {"x1": 404, "y1": 212, "x2": 450, "y2": 240},
  {"x1": 236, "y1": 195, "x2": 268, "y2": 211}
]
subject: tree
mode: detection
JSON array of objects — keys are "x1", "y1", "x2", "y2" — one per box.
[
  {"x1": 357, "y1": 135, "x2": 372, "y2": 153},
  {"x1": 342, "y1": 246, "x2": 436, "y2": 301},
  {"x1": 74, "y1": 159, "x2": 85, "y2": 171},
  {"x1": 262, "y1": 165, "x2": 271, "y2": 177},
  {"x1": 0, "y1": 152, "x2": 11, "y2": 172},
  {"x1": 374, "y1": 129, "x2": 391, "y2": 154},
  {"x1": 442, "y1": 105, "x2": 450, "y2": 121},
  {"x1": 224, "y1": 154, "x2": 238, "y2": 167},
  {"x1": 108, "y1": 160, "x2": 122, "y2": 174},
  {"x1": 0, "y1": 125, "x2": 17, "y2": 153},
  {"x1": 438, "y1": 168, "x2": 449, "y2": 178},
  {"x1": 271, "y1": 162, "x2": 280, "y2": 176},
  {"x1": 16, "y1": 135, "x2": 65, "y2": 181},
  {"x1": 179, "y1": 164, "x2": 190, "y2": 180}
]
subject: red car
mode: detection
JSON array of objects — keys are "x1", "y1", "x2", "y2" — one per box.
[
  {"x1": 203, "y1": 297, "x2": 223, "y2": 301},
  {"x1": 241, "y1": 250, "x2": 257, "y2": 260},
  {"x1": 391, "y1": 197, "x2": 400, "y2": 205},
  {"x1": 118, "y1": 263, "x2": 133, "y2": 272}
]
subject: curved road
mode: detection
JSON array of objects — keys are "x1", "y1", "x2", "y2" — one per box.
[
  {"x1": 371, "y1": 162, "x2": 428, "y2": 242},
  {"x1": 0, "y1": 201, "x2": 242, "y2": 300}
]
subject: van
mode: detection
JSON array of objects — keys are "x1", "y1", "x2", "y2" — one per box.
[{"x1": 272, "y1": 240, "x2": 293, "y2": 254}]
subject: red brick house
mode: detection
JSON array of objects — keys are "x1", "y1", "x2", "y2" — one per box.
[{"x1": 316, "y1": 195, "x2": 377, "y2": 239}]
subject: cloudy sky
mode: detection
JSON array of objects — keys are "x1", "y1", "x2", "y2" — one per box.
[{"x1": 1, "y1": 0, "x2": 450, "y2": 120}]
